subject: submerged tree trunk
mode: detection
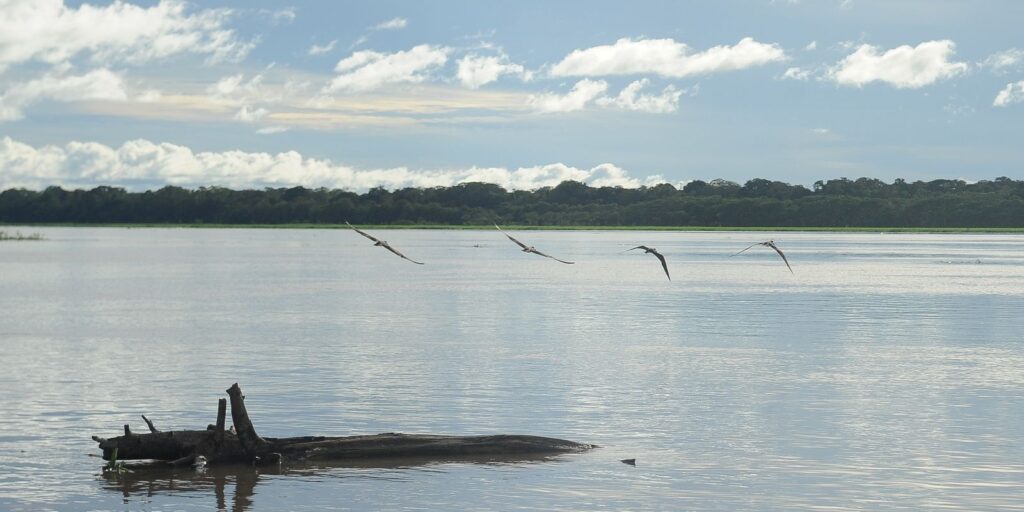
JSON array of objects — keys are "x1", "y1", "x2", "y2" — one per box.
[{"x1": 93, "y1": 384, "x2": 594, "y2": 466}]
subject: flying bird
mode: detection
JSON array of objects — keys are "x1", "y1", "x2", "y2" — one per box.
[
  {"x1": 625, "y1": 245, "x2": 670, "y2": 280},
  {"x1": 495, "y1": 224, "x2": 574, "y2": 264},
  {"x1": 346, "y1": 221, "x2": 424, "y2": 265},
  {"x1": 731, "y1": 240, "x2": 792, "y2": 273}
]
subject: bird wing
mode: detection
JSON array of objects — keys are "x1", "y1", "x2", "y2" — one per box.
[
  {"x1": 382, "y1": 243, "x2": 425, "y2": 265},
  {"x1": 529, "y1": 248, "x2": 574, "y2": 264},
  {"x1": 495, "y1": 224, "x2": 530, "y2": 250},
  {"x1": 346, "y1": 221, "x2": 379, "y2": 243},
  {"x1": 767, "y1": 242, "x2": 793, "y2": 274},
  {"x1": 624, "y1": 245, "x2": 649, "y2": 253},
  {"x1": 730, "y1": 242, "x2": 763, "y2": 257},
  {"x1": 651, "y1": 250, "x2": 670, "y2": 280}
]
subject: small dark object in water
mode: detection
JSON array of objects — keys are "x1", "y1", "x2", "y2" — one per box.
[{"x1": 621, "y1": 458, "x2": 636, "y2": 466}]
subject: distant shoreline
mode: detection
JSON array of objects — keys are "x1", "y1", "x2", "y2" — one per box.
[{"x1": 3, "y1": 223, "x2": 1023, "y2": 233}]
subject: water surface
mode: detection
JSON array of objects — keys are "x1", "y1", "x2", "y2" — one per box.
[{"x1": 1, "y1": 228, "x2": 1023, "y2": 510}]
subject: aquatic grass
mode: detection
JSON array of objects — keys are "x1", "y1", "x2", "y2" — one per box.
[{"x1": 103, "y1": 448, "x2": 127, "y2": 474}]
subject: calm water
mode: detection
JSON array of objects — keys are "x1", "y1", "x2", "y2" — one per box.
[{"x1": 1, "y1": 227, "x2": 1023, "y2": 511}]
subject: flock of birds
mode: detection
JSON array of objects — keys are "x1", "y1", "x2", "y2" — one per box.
[{"x1": 345, "y1": 222, "x2": 794, "y2": 280}]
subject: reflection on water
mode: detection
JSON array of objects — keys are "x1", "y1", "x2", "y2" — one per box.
[
  {"x1": 102, "y1": 464, "x2": 268, "y2": 512},
  {"x1": 103, "y1": 455, "x2": 572, "y2": 512},
  {"x1": 1, "y1": 228, "x2": 1024, "y2": 511}
]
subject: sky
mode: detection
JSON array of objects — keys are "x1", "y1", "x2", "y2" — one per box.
[{"x1": 0, "y1": 0, "x2": 1022, "y2": 192}]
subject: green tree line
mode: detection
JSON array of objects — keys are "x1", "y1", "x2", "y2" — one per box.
[{"x1": 2, "y1": 177, "x2": 1024, "y2": 227}]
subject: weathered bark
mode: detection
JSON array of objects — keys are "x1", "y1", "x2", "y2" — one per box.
[
  {"x1": 225, "y1": 383, "x2": 266, "y2": 456},
  {"x1": 94, "y1": 384, "x2": 593, "y2": 466}
]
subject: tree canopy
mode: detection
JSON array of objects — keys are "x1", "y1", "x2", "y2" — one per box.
[{"x1": 2, "y1": 177, "x2": 1023, "y2": 227}]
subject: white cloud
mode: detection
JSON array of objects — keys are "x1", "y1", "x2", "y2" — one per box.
[
  {"x1": 456, "y1": 53, "x2": 528, "y2": 88},
  {"x1": 804, "y1": 41, "x2": 817, "y2": 51},
  {"x1": 528, "y1": 79, "x2": 608, "y2": 113},
  {"x1": 993, "y1": 81, "x2": 1024, "y2": 107},
  {"x1": 308, "y1": 40, "x2": 337, "y2": 56},
  {"x1": 829, "y1": 40, "x2": 968, "y2": 88},
  {"x1": 0, "y1": 0, "x2": 253, "y2": 74},
  {"x1": 0, "y1": 136, "x2": 668, "y2": 191},
  {"x1": 349, "y1": 35, "x2": 368, "y2": 49},
  {"x1": 0, "y1": 67, "x2": 127, "y2": 121},
  {"x1": 256, "y1": 125, "x2": 290, "y2": 135},
  {"x1": 596, "y1": 79, "x2": 681, "y2": 113},
  {"x1": 550, "y1": 37, "x2": 786, "y2": 78},
  {"x1": 979, "y1": 48, "x2": 1023, "y2": 74},
  {"x1": 373, "y1": 17, "x2": 407, "y2": 30},
  {"x1": 137, "y1": 89, "x2": 163, "y2": 103},
  {"x1": 201, "y1": 73, "x2": 282, "y2": 124},
  {"x1": 782, "y1": 66, "x2": 811, "y2": 80},
  {"x1": 261, "y1": 7, "x2": 296, "y2": 24},
  {"x1": 206, "y1": 73, "x2": 271, "y2": 105},
  {"x1": 328, "y1": 45, "x2": 449, "y2": 92},
  {"x1": 234, "y1": 105, "x2": 268, "y2": 122}
]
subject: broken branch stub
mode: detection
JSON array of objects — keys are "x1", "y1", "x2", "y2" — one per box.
[{"x1": 226, "y1": 383, "x2": 267, "y2": 455}]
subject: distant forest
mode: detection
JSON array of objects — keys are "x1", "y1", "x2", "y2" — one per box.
[{"x1": 2, "y1": 177, "x2": 1024, "y2": 227}]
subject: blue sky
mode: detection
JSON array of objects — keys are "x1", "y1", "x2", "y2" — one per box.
[{"x1": 0, "y1": 0, "x2": 1022, "y2": 191}]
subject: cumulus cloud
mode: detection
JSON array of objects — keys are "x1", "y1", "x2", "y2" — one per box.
[
  {"x1": 373, "y1": 17, "x2": 407, "y2": 30},
  {"x1": 596, "y1": 79, "x2": 682, "y2": 113},
  {"x1": 308, "y1": 40, "x2": 338, "y2": 56},
  {"x1": 979, "y1": 48, "x2": 1023, "y2": 73},
  {"x1": 0, "y1": 67, "x2": 127, "y2": 121},
  {"x1": 528, "y1": 79, "x2": 608, "y2": 113},
  {"x1": 0, "y1": 137, "x2": 670, "y2": 191},
  {"x1": 993, "y1": 81, "x2": 1024, "y2": 107},
  {"x1": 0, "y1": 0, "x2": 253, "y2": 74},
  {"x1": 456, "y1": 53, "x2": 528, "y2": 88},
  {"x1": 549, "y1": 37, "x2": 785, "y2": 78},
  {"x1": 327, "y1": 44, "x2": 449, "y2": 92},
  {"x1": 829, "y1": 40, "x2": 968, "y2": 88}
]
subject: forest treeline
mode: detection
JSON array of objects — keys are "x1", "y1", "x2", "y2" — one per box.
[{"x1": 2, "y1": 177, "x2": 1024, "y2": 227}]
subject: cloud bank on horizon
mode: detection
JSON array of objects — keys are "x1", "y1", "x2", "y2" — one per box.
[
  {"x1": 0, "y1": 0, "x2": 1022, "y2": 191},
  {"x1": 0, "y1": 137, "x2": 671, "y2": 192}
]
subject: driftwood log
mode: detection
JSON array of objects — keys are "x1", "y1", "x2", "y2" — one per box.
[{"x1": 93, "y1": 384, "x2": 594, "y2": 466}]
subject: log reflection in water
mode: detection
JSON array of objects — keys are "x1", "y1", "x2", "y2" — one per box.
[{"x1": 99, "y1": 454, "x2": 571, "y2": 511}]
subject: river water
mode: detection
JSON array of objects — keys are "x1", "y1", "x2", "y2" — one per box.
[{"x1": 1, "y1": 227, "x2": 1022, "y2": 511}]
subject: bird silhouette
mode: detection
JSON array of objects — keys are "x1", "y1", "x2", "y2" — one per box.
[
  {"x1": 625, "y1": 245, "x2": 670, "y2": 280},
  {"x1": 495, "y1": 224, "x2": 574, "y2": 264},
  {"x1": 731, "y1": 239, "x2": 792, "y2": 273},
  {"x1": 346, "y1": 222, "x2": 424, "y2": 265}
]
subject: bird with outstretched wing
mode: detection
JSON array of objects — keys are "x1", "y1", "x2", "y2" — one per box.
[
  {"x1": 625, "y1": 245, "x2": 671, "y2": 280},
  {"x1": 346, "y1": 221, "x2": 424, "y2": 265},
  {"x1": 495, "y1": 224, "x2": 574, "y2": 264},
  {"x1": 731, "y1": 240, "x2": 792, "y2": 273}
]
